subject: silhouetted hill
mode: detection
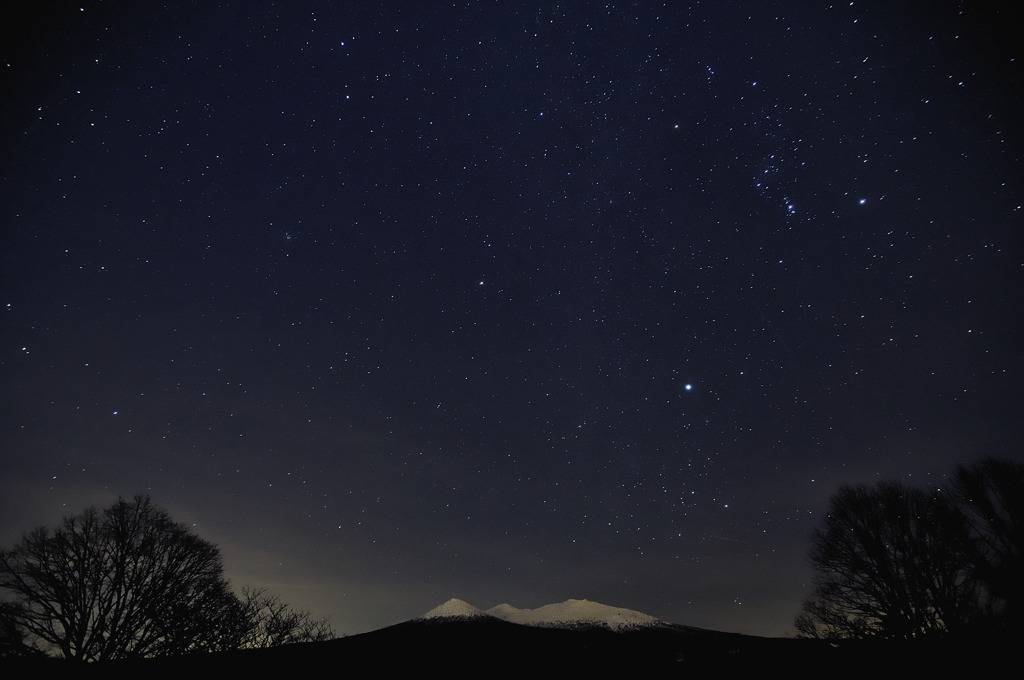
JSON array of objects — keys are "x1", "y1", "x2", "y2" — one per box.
[{"x1": 2, "y1": 618, "x2": 1018, "y2": 678}]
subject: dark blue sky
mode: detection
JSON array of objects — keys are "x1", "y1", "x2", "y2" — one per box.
[{"x1": 2, "y1": 1, "x2": 1021, "y2": 636}]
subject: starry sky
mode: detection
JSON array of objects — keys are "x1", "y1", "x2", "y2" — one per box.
[{"x1": 2, "y1": 1, "x2": 1022, "y2": 638}]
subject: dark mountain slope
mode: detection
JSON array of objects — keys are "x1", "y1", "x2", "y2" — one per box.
[{"x1": 2, "y1": 617, "x2": 1016, "y2": 678}]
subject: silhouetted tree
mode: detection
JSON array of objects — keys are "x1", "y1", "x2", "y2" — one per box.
[
  {"x1": 946, "y1": 457, "x2": 1024, "y2": 629},
  {"x1": 0, "y1": 601, "x2": 38, "y2": 658},
  {"x1": 795, "y1": 481, "x2": 981, "y2": 639},
  {"x1": 236, "y1": 586, "x2": 335, "y2": 648},
  {"x1": 0, "y1": 496, "x2": 247, "y2": 660}
]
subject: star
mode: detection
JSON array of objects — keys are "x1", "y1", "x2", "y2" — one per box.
[{"x1": 1, "y1": 0, "x2": 1017, "y2": 644}]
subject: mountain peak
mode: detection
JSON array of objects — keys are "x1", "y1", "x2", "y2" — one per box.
[{"x1": 421, "y1": 598, "x2": 484, "y2": 619}]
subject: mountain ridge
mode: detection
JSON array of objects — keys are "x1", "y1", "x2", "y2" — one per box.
[{"x1": 421, "y1": 597, "x2": 665, "y2": 631}]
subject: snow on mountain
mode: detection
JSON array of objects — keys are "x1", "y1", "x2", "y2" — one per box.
[
  {"x1": 487, "y1": 599, "x2": 661, "y2": 630},
  {"x1": 421, "y1": 598, "x2": 663, "y2": 630},
  {"x1": 421, "y1": 598, "x2": 485, "y2": 619},
  {"x1": 483, "y1": 603, "x2": 520, "y2": 620}
]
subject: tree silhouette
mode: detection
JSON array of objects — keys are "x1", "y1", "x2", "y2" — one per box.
[
  {"x1": 236, "y1": 586, "x2": 335, "y2": 648},
  {"x1": 0, "y1": 601, "x2": 37, "y2": 659},
  {"x1": 946, "y1": 457, "x2": 1024, "y2": 628},
  {"x1": 0, "y1": 495, "x2": 316, "y2": 660},
  {"x1": 795, "y1": 481, "x2": 980, "y2": 639},
  {"x1": 796, "y1": 459, "x2": 1024, "y2": 639}
]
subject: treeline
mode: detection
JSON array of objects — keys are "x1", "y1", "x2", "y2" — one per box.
[
  {"x1": 796, "y1": 457, "x2": 1022, "y2": 639},
  {"x1": 0, "y1": 496, "x2": 333, "y2": 661}
]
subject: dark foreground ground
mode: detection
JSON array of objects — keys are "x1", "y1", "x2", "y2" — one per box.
[{"x1": 3, "y1": 618, "x2": 1017, "y2": 678}]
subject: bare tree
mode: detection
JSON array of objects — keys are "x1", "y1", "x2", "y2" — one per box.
[
  {"x1": 0, "y1": 496, "x2": 243, "y2": 660},
  {"x1": 796, "y1": 482, "x2": 981, "y2": 639},
  {"x1": 236, "y1": 585, "x2": 335, "y2": 648},
  {"x1": 947, "y1": 458, "x2": 1024, "y2": 628}
]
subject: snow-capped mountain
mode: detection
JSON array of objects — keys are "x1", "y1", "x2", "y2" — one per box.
[
  {"x1": 421, "y1": 598, "x2": 485, "y2": 619},
  {"x1": 421, "y1": 598, "x2": 663, "y2": 630}
]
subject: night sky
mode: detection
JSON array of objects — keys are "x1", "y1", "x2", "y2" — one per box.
[{"x1": 2, "y1": 2, "x2": 1022, "y2": 638}]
